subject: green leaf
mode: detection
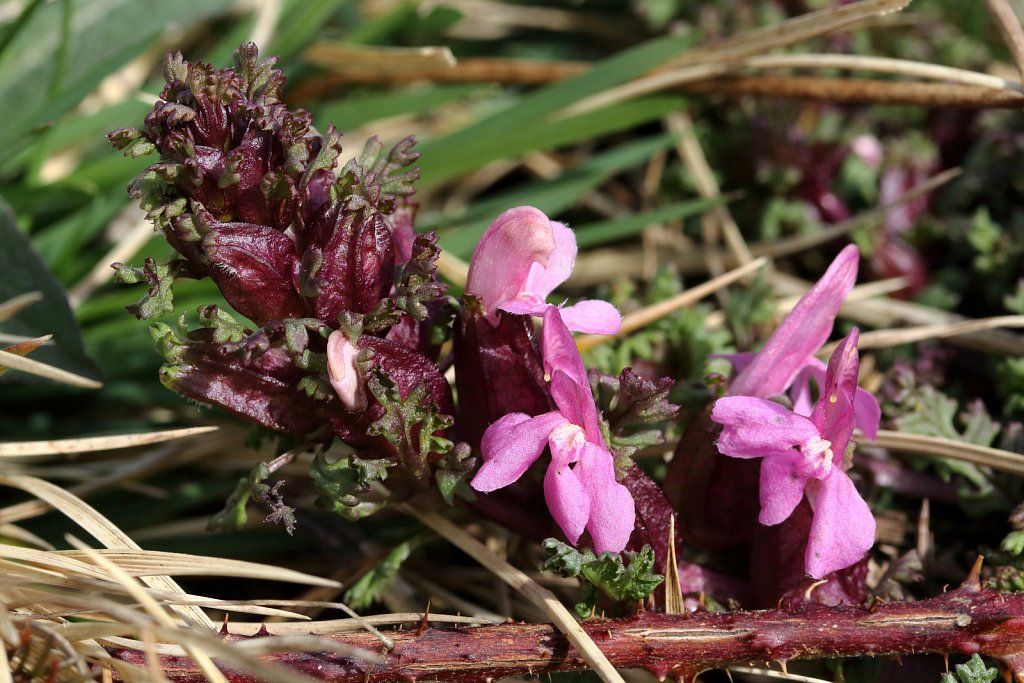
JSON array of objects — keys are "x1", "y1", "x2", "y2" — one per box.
[
  {"x1": 112, "y1": 258, "x2": 176, "y2": 321},
  {"x1": 208, "y1": 462, "x2": 296, "y2": 534},
  {"x1": 309, "y1": 450, "x2": 393, "y2": 521},
  {"x1": 344, "y1": 539, "x2": 414, "y2": 611},
  {"x1": 312, "y1": 85, "x2": 480, "y2": 131},
  {"x1": 542, "y1": 539, "x2": 663, "y2": 617},
  {"x1": 541, "y1": 538, "x2": 590, "y2": 578},
  {"x1": 433, "y1": 442, "x2": 476, "y2": 506},
  {"x1": 579, "y1": 545, "x2": 663, "y2": 604},
  {"x1": 0, "y1": 0, "x2": 234, "y2": 158},
  {"x1": 418, "y1": 95, "x2": 685, "y2": 187},
  {"x1": 574, "y1": 196, "x2": 730, "y2": 249},
  {"x1": 416, "y1": 32, "x2": 695, "y2": 186},
  {"x1": 939, "y1": 655, "x2": 998, "y2": 683},
  {"x1": 0, "y1": 196, "x2": 99, "y2": 382},
  {"x1": 366, "y1": 371, "x2": 454, "y2": 487},
  {"x1": 392, "y1": 233, "x2": 447, "y2": 321},
  {"x1": 437, "y1": 134, "x2": 679, "y2": 258}
]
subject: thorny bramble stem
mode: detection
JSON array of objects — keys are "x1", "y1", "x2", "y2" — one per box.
[{"x1": 106, "y1": 561, "x2": 1024, "y2": 682}]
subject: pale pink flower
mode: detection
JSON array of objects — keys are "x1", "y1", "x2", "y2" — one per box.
[
  {"x1": 326, "y1": 330, "x2": 366, "y2": 411},
  {"x1": 711, "y1": 329, "x2": 876, "y2": 578},
  {"x1": 465, "y1": 206, "x2": 621, "y2": 334},
  {"x1": 470, "y1": 307, "x2": 635, "y2": 553}
]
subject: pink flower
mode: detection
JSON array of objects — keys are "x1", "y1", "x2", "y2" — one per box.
[
  {"x1": 465, "y1": 206, "x2": 621, "y2": 334},
  {"x1": 711, "y1": 329, "x2": 876, "y2": 578},
  {"x1": 719, "y1": 244, "x2": 881, "y2": 439},
  {"x1": 470, "y1": 307, "x2": 635, "y2": 553},
  {"x1": 326, "y1": 330, "x2": 366, "y2": 411}
]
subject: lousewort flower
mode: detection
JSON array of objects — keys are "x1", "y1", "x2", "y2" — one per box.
[
  {"x1": 711, "y1": 329, "x2": 875, "y2": 578},
  {"x1": 454, "y1": 206, "x2": 622, "y2": 448},
  {"x1": 470, "y1": 307, "x2": 635, "y2": 554},
  {"x1": 465, "y1": 206, "x2": 621, "y2": 334}
]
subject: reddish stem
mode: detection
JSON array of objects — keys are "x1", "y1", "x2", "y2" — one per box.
[{"x1": 106, "y1": 563, "x2": 1024, "y2": 683}]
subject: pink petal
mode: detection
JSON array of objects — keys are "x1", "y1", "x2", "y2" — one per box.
[
  {"x1": 711, "y1": 397, "x2": 820, "y2": 459},
  {"x1": 544, "y1": 423, "x2": 591, "y2": 545},
  {"x1": 497, "y1": 295, "x2": 548, "y2": 317},
  {"x1": 327, "y1": 330, "x2": 366, "y2": 411},
  {"x1": 811, "y1": 329, "x2": 860, "y2": 460},
  {"x1": 790, "y1": 356, "x2": 880, "y2": 439},
  {"x1": 465, "y1": 206, "x2": 555, "y2": 318},
  {"x1": 541, "y1": 306, "x2": 589, "y2": 389},
  {"x1": 550, "y1": 370, "x2": 603, "y2": 445},
  {"x1": 805, "y1": 470, "x2": 876, "y2": 579},
  {"x1": 790, "y1": 359, "x2": 826, "y2": 418},
  {"x1": 855, "y1": 386, "x2": 881, "y2": 441},
  {"x1": 758, "y1": 452, "x2": 810, "y2": 526},
  {"x1": 558, "y1": 300, "x2": 623, "y2": 335},
  {"x1": 730, "y1": 245, "x2": 859, "y2": 398},
  {"x1": 522, "y1": 221, "x2": 577, "y2": 299},
  {"x1": 577, "y1": 442, "x2": 635, "y2": 553},
  {"x1": 472, "y1": 411, "x2": 567, "y2": 492}
]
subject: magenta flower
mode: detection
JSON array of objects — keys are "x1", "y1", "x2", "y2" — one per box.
[
  {"x1": 720, "y1": 243, "x2": 880, "y2": 438},
  {"x1": 470, "y1": 307, "x2": 635, "y2": 553},
  {"x1": 465, "y1": 206, "x2": 621, "y2": 334},
  {"x1": 711, "y1": 329, "x2": 876, "y2": 578}
]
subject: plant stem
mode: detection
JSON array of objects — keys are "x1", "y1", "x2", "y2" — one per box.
[{"x1": 106, "y1": 561, "x2": 1024, "y2": 682}]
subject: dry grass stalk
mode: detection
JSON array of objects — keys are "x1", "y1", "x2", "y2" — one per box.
[
  {"x1": 0, "y1": 426, "x2": 218, "y2": 460},
  {"x1": 823, "y1": 314, "x2": 1024, "y2": 354},
  {"x1": 576, "y1": 257, "x2": 768, "y2": 353},
  {"x1": 435, "y1": 249, "x2": 470, "y2": 288},
  {"x1": 67, "y1": 217, "x2": 154, "y2": 309},
  {"x1": 983, "y1": 0, "x2": 1024, "y2": 82},
  {"x1": 665, "y1": 112, "x2": 753, "y2": 281},
  {"x1": 0, "y1": 475, "x2": 212, "y2": 629},
  {"x1": 685, "y1": 76, "x2": 1024, "y2": 107},
  {"x1": 0, "y1": 349, "x2": 102, "y2": 389},
  {"x1": 663, "y1": 517, "x2": 684, "y2": 615},
  {"x1": 872, "y1": 430, "x2": 1024, "y2": 477},
  {"x1": 66, "y1": 536, "x2": 228, "y2": 683},
  {"x1": 304, "y1": 44, "x2": 456, "y2": 76},
  {"x1": 562, "y1": 0, "x2": 915, "y2": 117}
]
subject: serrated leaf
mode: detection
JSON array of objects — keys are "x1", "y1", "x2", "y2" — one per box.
[
  {"x1": 541, "y1": 538, "x2": 591, "y2": 578},
  {"x1": 366, "y1": 371, "x2": 453, "y2": 487},
  {"x1": 434, "y1": 442, "x2": 475, "y2": 505},
  {"x1": 207, "y1": 462, "x2": 296, "y2": 534},
  {"x1": 112, "y1": 257, "x2": 176, "y2": 321},
  {"x1": 940, "y1": 655, "x2": 998, "y2": 683},
  {"x1": 542, "y1": 539, "x2": 663, "y2": 616},
  {"x1": 393, "y1": 232, "x2": 447, "y2": 321}
]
